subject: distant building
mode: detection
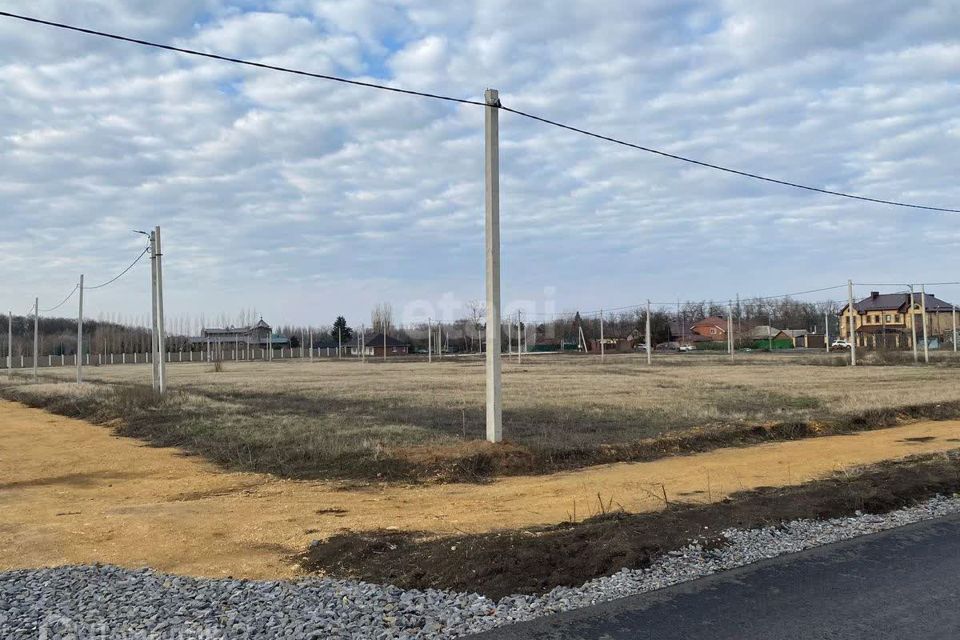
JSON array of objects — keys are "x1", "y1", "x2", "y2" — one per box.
[
  {"x1": 191, "y1": 317, "x2": 289, "y2": 348},
  {"x1": 349, "y1": 333, "x2": 410, "y2": 357},
  {"x1": 690, "y1": 316, "x2": 727, "y2": 339},
  {"x1": 839, "y1": 291, "x2": 957, "y2": 349}
]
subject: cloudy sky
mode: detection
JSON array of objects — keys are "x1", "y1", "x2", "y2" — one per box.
[{"x1": 2, "y1": 1, "x2": 959, "y2": 329}]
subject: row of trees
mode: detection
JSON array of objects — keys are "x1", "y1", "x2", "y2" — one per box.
[{"x1": 0, "y1": 296, "x2": 843, "y2": 359}]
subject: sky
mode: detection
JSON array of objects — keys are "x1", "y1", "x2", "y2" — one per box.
[{"x1": 1, "y1": 0, "x2": 959, "y2": 330}]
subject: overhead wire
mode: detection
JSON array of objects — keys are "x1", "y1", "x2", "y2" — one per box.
[
  {"x1": 85, "y1": 245, "x2": 151, "y2": 290},
  {"x1": 39, "y1": 283, "x2": 79, "y2": 313},
  {"x1": 1, "y1": 10, "x2": 957, "y2": 213}
]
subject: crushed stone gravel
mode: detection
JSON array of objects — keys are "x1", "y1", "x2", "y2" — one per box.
[{"x1": 2, "y1": 494, "x2": 959, "y2": 639}]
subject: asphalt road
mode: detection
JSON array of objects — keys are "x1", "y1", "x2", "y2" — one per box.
[{"x1": 471, "y1": 513, "x2": 960, "y2": 640}]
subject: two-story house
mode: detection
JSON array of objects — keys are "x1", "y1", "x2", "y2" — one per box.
[{"x1": 839, "y1": 291, "x2": 956, "y2": 349}]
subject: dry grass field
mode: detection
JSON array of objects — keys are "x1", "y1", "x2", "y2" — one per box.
[{"x1": 4, "y1": 351, "x2": 960, "y2": 480}]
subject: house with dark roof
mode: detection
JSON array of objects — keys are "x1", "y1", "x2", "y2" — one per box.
[
  {"x1": 349, "y1": 333, "x2": 410, "y2": 357},
  {"x1": 839, "y1": 291, "x2": 957, "y2": 349}
]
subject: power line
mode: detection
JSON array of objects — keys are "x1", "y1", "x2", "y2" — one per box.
[
  {"x1": 39, "y1": 283, "x2": 79, "y2": 313},
  {"x1": 499, "y1": 106, "x2": 960, "y2": 213},
  {"x1": 86, "y1": 245, "x2": 150, "y2": 290},
  {"x1": 0, "y1": 11, "x2": 484, "y2": 108},
  {"x1": 1, "y1": 10, "x2": 957, "y2": 213}
]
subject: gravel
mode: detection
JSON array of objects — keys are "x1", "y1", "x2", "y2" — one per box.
[{"x1": 3, "y1": 494, "x2": 959, "y2": 639}]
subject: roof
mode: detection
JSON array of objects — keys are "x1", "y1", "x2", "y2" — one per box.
[
  {"x1": 253, "y1": 318, "x2": 271, "y2": 329},
  {"x1": 745, "y1": 325, "x2": 781, "y2": 339},
  {"x1": 781, "y1": 329, "x2": 809, "y2": 338},
  {"x1": 841, "y1": 292, "x2": 955, "y2": 314},
  {"x1": 692, "y1": 316, "x2": 726, "y2": 328},
  {"x1": 365, "y1": 333, "x2": 409, "y2": 347}
]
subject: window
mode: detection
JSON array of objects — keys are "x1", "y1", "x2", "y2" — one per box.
[
  {"x1": 885, "y1": 314, "x2": 892, "y2": 322},
  {"x1": 894, "y1": 314, "x2": 901, "y2": 323}
]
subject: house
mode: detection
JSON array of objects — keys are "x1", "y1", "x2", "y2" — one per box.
[
  {"x1": 744, "y1": 325, "x2": 794, "y2": 349},
  {"x1": 690, "y1": 316, "x2": 728, "y2": 339},
  {"x1": 349, "y1": 333, "x2": 410, "y2": 357},
  {"x1": 839, "y1": 291, "x2": 957, "y2": 349},
  {"x1": 781, "y1": 329, "x2": 809, "y2": 348},
  {"x1": 191, "y1": 317, "x2": 289, "y2": 349}
]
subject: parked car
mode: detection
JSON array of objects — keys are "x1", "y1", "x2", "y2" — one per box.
[
  {"x1": 831, "y1": 339, "x2": 851, "y2": 349},
  {"x1": 678, "y1": 344, "x2": 695, "y2": 352}
]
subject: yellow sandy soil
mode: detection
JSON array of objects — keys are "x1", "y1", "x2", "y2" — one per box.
[{"x1": 1, "y1": 400, "x2": 957, "y2": 580}]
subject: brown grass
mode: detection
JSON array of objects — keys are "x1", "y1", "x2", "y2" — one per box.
[{"x1": 6, "y1": 352, "x2": 960, "y2": 480}]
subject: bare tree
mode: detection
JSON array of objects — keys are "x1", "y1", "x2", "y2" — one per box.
[{"x1": 371, "y1": 303, "x2": 394, "y2": 335}]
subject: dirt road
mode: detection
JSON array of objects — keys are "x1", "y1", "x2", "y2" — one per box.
[{"x1": 1, "y1": 400, "x2": 958, "y2": 579}]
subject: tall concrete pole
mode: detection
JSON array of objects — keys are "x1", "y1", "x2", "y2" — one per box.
[
  {"x1": 7, "y1": 310, "x2": 12, "y2": 377},
  {"x1": 953, "y1": 305, "x2": 957, "y2": 353},
  {"x1": 338, "y1": 326, "x2": 342, "y2": 360},
  {"x1": 383, "y1": 328, "x2": 387, "y2": 362},
  {"x1": 847, "y1": 280, "x2": 856, "y2": 366},
  {"x1": 645, "y1": 300, "x2": 652, "y2": 365},
  {"x1": 909, "y1": 286, "x2": 918, "y2": 363},
  {"x1": 428, "y1": 317, "x2": 432, "y2": 363},
  {"x1": 484, "y1": 87, "x2": 503, "y2": 443},
  {"x1": 155, "y1": 226, "x2": 166, "y2": 394},
  {"x1": 309, "y1": 328, "x2": 313, "y2": 361},
  {"x1": 825, "y1": 310, "x2": 830, "y2": 352},
  {"x1": 149, "y1": 230, "x2": 159, "y2": 391},
  {"x1": 727, "y1": 301, "x2": 734, "y2": 357},
  {"x1": 599, "y1": 309, "x2": 605, "y2": 362},
  {"x1": 77, "y1": 275, "x2": 84, "y2": 383},
  {"x1": 517, "y1": 309, "x2": 522, "y2": 364},
  {"x1": 921, "y1": 284, "x2": 930, "y2": 363},
  {"x1": 32, "y1": 298, "x2": 38, "y2": 381}
]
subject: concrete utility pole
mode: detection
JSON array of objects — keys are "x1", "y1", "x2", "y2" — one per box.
[
  {"x1": 149, "y1": 230, "x2": 159, "y2": 391},
  {"x1": 508, "y1": 320, "x2": 512, "y2": 356},
  {"x1": 645, "y1": 300, "x2": 652, "y2": 366},
  {"x1": 361, "y1": 325, "x2": 365, "y2": 364},
  {"x1": 484, "y1": 87, "x2": 503, "y2": 443},
  {"x1": 154, "y1": 227, "x2": 167, "y2": 394},
  {"x1": 825, "y1": 310, "x2": 830, "y2": 353},
  {"x1": 7, "y1": 310, "x2": 12, "y2": 377},
  {"x1": 599, "y1": 309, "x2": 605, "y2": 362},
  {"x1": 428, "y1": 317, "x2": 432, "y2": 363},
  {"x1": 517, "y1": 310, "x2": 522, "y2": 364},
  {"x1": 953, "y1": 305, "x2": 957, "y2": 353},
  {"x1": 727, "y1": 301, "x2": 734, "y2": 357},
  {"x1": 909, "y1": 286, "x2": 918, "y2": 363},
  {"x1": 383, "y1": 329, "x2": 387, "y2": 362},
  {"x1": 338, "y1": 326, "x2": 342, "y2": 360},
  {"x1": 847, "y1": 280, "x2": 856, "y2": 366},
  {"x1": 32, "y1": 297, "x2": 38, "y2": 382},
  {"x1": 309, "y1": 328, "x2": 313, "y2": 361},
  {"x1": 77, "y1": 275, "x2": 84, "y2": 384},
  {"x1": 921, "y1": 284, "x2": 930, "y2": 363}
]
